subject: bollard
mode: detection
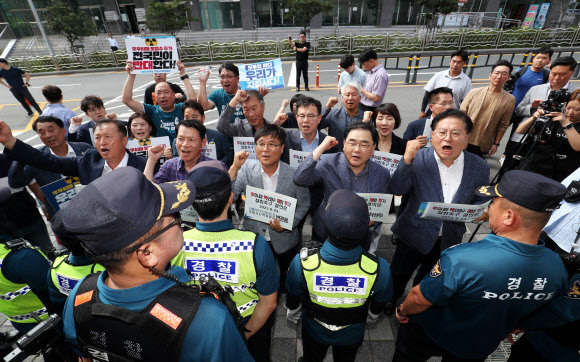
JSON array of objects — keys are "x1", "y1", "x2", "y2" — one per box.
[
  {"x1": 529, "y1": 51, "x2": 535, "y2": 66},
  {"x1": 316, "y1": 64, "x2": 320, "y2": 88},
  {"x1": 404, "y1": 55, "x2": 414, "y2": 84},
  {"x1": 411, "y1": 54, "x2": 420, "y2": 84},
  {"x1": 338, "y1": 64, "x2": 341, "y2": 83},
  {"x1": 468, "y1": 52, "x2": 478, "y2": 79},
  {"x1": 521, "y1": 50, "x2": 530, "y2": 68}
]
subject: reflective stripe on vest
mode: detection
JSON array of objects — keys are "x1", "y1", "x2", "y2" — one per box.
[
  {"x1": 301, "y1": 252, "x2": 378, "y2": 310},
  {"x1": 50, "y1": 255, "x2": 105, "y2": 296},
  {"x1": 0, "y1": 245, "x2": 49, "y2": 324},
  {"x1": 172, "y1": 228, "x2": 259, "y2": 318}
]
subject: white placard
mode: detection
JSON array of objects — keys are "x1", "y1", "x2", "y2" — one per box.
[
  {"x1": 422, "y1": 118, "x2": 433, "y2": 148},
  {"x1": 126, "y1": 136, "x2": 171, "y2": 164},
  {"x1": 371, "y1": 151, "x2": 403, "y2": 176},
  {"x1": 126, "y1": 36, "x2": 179, "y2": 74},
  {"x1": 233, "y1": 137, "x2": 257, "y2": 160},
  {"x1": 289, "y1": 149, "x2": 310, "y2": 169},
  {"x1": 357, "y1": 193, "x2": 393, "y2": 223},
  {"x1": 244, "y1": 186, "x2": 297, "y2": 231},
  {"x1": 417, "y1": 200, "x2": 491, "y2": 222},
  {"x1": 201, "y1": 141, "x2": 217, "y2": 160},
  {"x1": 180, "y1": 205, "x2": 199, "y2": 223}
]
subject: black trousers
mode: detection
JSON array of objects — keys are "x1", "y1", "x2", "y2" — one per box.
[
  {"x1": 302, "y1": 322, "x2": 362, "y2": 362},
  {"x1": 466, "y1": 144, "x2": 486, "y2": 159},
  {"x1": 247, "y1": 312, "x2": 275, "y2": 362},
  {"x1": 389, "y1": 238, "x2": 441, "y2": 303},
  {"x1": 296, "y1": 60, "x2": 308, "y2": 88},
  {"x1": 10, "y1": 87, "x2": 42, "y2": 114},
  {"x1": 271, "y1": 241, "x2": 301, "y2": 293},
  {"x1": 394, "y1": 322, "x2": 486, "y2": 362},
  {"x1": 359, "y1": 103, "x2": 376, "y2": 113}
]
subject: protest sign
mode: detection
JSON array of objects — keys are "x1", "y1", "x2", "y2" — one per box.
[
  {"x1": 239, "y1": 59, "x2": 284, "y2": 90},
  {"x1": 40, "y1": 176, "x2": 81, "y2": 211},
  {"x1": 201, "y1": 141, "x2": 217, "y2": 160},
  {"x1": 126, "y1": 136, "x2": 171, "y2": 164},
  {"x1": 126, "y1": 37, "x2": 179, "y2": 74},
  {"x1": 234, "y1": 137, "x2": 257, "y2": 160},
  {"x1": 180, "y1": 205, "x2": 199, "y2": 223},
  {"x1": 244, "y1": 186, "x2": 297, "y2": 230},
  {"x1": 422, "y1": 118, "x2": 433, "y2": 148},
  {"x1": 371, "y1": 151, "x2": 403, "y2": 176},
  {"x1": 357, "y1": 193, "x2": 393, "y2": 223},
  {"x1": 289, "y1": 149, "x2": 310, "y2": 169},
  {"x1": 417, "y1": 200, "x2": 491, "y2": 222}
]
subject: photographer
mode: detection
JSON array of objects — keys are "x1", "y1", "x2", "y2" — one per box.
[{"x1": 515, "y1": 89, "x2": 580, "y2": 182}]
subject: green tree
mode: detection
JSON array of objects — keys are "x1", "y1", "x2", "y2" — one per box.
[
  {"x1": 42, "y1": 1, "x2": 98, "y2": 48},
  {"x1": 287, "y1": 0, "x2": 333, "y2": 31},
  {"x1": 145, "y1": 0, "x2": 194, "y2": 37},
  {"x1": 417, "y1": 0, "x2": 458, "y2": 31}
]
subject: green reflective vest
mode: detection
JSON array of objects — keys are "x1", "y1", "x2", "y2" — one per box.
[
  {"x1": 301, "y1": 250, "x2": 379, "y2": 327},
  {"x1": 0, "y1": 244, "x2": 49, "y2": 324},
  {"x1": 172, "y1": 228, "x2": 259, "y2": 318},
  {"x1": 50, "y1": 255, "x2": 105, "y2": 296}
]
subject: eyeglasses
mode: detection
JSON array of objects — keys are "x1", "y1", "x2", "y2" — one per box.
[
  {"x1": 256, "y1": 142, "x2": 282, "y2": 150},
  {"x1": 345, "y1": 140, "x2": 372, "y2": 150},
  {"x1": 125, "y1": 213, "x2": 182, "y2": 254},
  {"x1": 491, "y1": 71, "x2": 509, "y2": 77},
  {"x1": 433, "y1": 129, "x2": 466, "y2": 140},
  {"x1": 296, "y1": 114, "x2": 319, "y2": 121},
  {"x1": 87, "y1": 105, "x2": 105, "y2": 113}
]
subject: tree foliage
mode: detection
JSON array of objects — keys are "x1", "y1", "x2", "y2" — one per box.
[
  {"x1": 43, "y1": 1, "x2": 97, "y2": 48},
  {"x1": 417, "y1": 0, "x2": 458, "y2": 30},
  {"x1": 145, "y1": 0, "x2": 193, "y2": 37},
  {"x1": 287, "y1": 0, "x2": 333, "y2": 30}
]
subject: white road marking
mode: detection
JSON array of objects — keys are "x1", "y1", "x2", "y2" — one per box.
[
  {"x1": 29, "y1": 84, "x2": 80, "y2": 89},
  {"x1": 287, "y1": 63, "x2": 296, "y2": 87}
]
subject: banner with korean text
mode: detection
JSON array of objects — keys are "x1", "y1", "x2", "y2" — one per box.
[
  {"x1": 126, "y1": 37, "x2": 179, "y2": 74},
  {"x1": 234, "y1": 137, "x2": 257, "y2": 160},
  {"x1": 417, "y1": 200, "x2": 490, "y2": 222},
  {"x1": 40, "y1": 176, "x2": 81, "y2": 211},
  {"x1": 244, "y1": 186, "x2": 297, "y2": 230},
  {"x1": 371, "y1": 151, "x2": 403, "y2": 176},
  {"x1": 289, "y1": 149, "x2": 310, "y2": 169},
  {"x1": 239, "y1": 59, "x2": 284, "y2": 90},
  {"x1": 126, "y1": 136, "x2": 171, "y2": 164},
  {"x1": 357, "y1": 193, "x2": 393, "y2": 223}
]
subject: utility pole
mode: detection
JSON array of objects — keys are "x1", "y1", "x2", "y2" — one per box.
[{"x1": 26, "y1": 0, "x2": 55, "y2": 56}]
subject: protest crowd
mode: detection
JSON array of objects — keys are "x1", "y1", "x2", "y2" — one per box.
[{"x1": 1, "y1": 32, "x2": 580, "y2": 362}]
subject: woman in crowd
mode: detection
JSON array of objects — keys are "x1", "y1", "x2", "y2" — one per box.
[
  {"x1": 515, "y1": 88, "x2": 580, "y2": 182},
  {"x1": 127, "y1": 112, "x2": 156, "y2": 140},
  {"x1": 369, "y1": 103, "x2": 407, "y2": 155}
]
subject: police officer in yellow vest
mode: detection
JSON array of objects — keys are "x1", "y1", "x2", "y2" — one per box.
[
  {"x1": 285, "y1": 189, "x2": 393, "y2": 361},
  {"x1": 47, "y1": 221, "x2": 105, "y2": 313},
  {"x1": 172, "y1": 160, "x2": 279, "y2": 362},
  {"x1": 0, "y1": 236, "x2": 55, "y2": 334}
]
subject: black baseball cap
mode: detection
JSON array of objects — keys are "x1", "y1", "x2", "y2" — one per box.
[
  {"x1": 325, "y1": 189, "x2": 370, "y2": 250},
  {"x1": 475, "y1": 170, "x2": 566, "y2": 212},
  {"x1": 187, "y1": 161, "x2": 231, "y2": 203},
  {"x1": 51, "y1": 167, "x2": 196, "y2": 256}
]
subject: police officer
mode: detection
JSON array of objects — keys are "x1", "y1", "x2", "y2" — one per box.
[
  {"x1": 56, "y1": 167, "x2": 251, "y2": 361},
  {"x1": 285, "y1": 189, "x2": 393, "y2": 361},
  {"x1": 172, "y1": 161, "x2": 279, "y2": 362},
  {"x1": 393, "y1": 170, "x2": 569, "y2": 361},
  {"x1": 47, "y1": 223, "x2": 105, "y2": 314}
]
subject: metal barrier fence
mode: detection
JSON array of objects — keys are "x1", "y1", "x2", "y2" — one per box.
[
  {"x1": 7, "y1": 28, "x2": 580, "y2": 73},
  {"x1": 400, "y1": 48, "x2": 579, "y2": 84}
]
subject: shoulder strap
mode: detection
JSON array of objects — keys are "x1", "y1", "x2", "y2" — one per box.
[
  {"x1": 360, "y1": 251, "x2": 380, "y2": 276},
  {"x1": 516, "y1": 66, "x2": 527, "y2": 78},
  {"x1": 542, "y1": 68, "x2": 549, "y2": 83}
]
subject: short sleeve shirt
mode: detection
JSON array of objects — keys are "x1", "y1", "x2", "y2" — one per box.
[
  {"x1": 208, "y1": 88, "x2": 244, "y2": 124},
  {"x1": 143, "y1": 102, "x2": 184, "y2": 142},
  {"x1": 424, "y1": 70, "x2": 472, "y2": 109},
  {"x1": 0, "y1": 66, "x2": 26, "y2": 88},
  {"x1": 512, "y1": 67, "x2": 548, "y2": 107},
  {"x1": 295, "y1": 41, "x2": 310, "y2": 62}
]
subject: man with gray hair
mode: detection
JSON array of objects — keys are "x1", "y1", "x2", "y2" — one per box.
[
  {"x1": 318, "y1": 81, "x2": 366, "y2": 152},
  {"x1": 217, "y1": 89, "x2": 269, "y2": 137}
]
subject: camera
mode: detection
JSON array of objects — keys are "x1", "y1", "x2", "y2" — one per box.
[
  {"x1": 531, "y1": 89, "x2": 571, "y2": 140},
  {"x1": 503, "y1": 73, "x2": 518, "y2": 94}
]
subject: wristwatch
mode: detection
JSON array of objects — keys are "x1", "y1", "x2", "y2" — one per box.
[
  {"x1": 396, "y1": 304, "x2": 409, "y2": 318},
  {"x1": 493, "y1": 142, "x2": 500, "y2": 146},
  {"x1": 180, "y1": 74, "x2": 189, "y2": 80},
  {"x1": 563, "y1": 123, "x2": 574, "y2": 130}
]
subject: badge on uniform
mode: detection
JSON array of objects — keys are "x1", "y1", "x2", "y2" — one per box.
[
  {"x1": 430, "y1": 260, "x2": 442, "y2": 278},
  {"x1": 565, "y1": 281, "x2": 580, "y2": 299}
]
